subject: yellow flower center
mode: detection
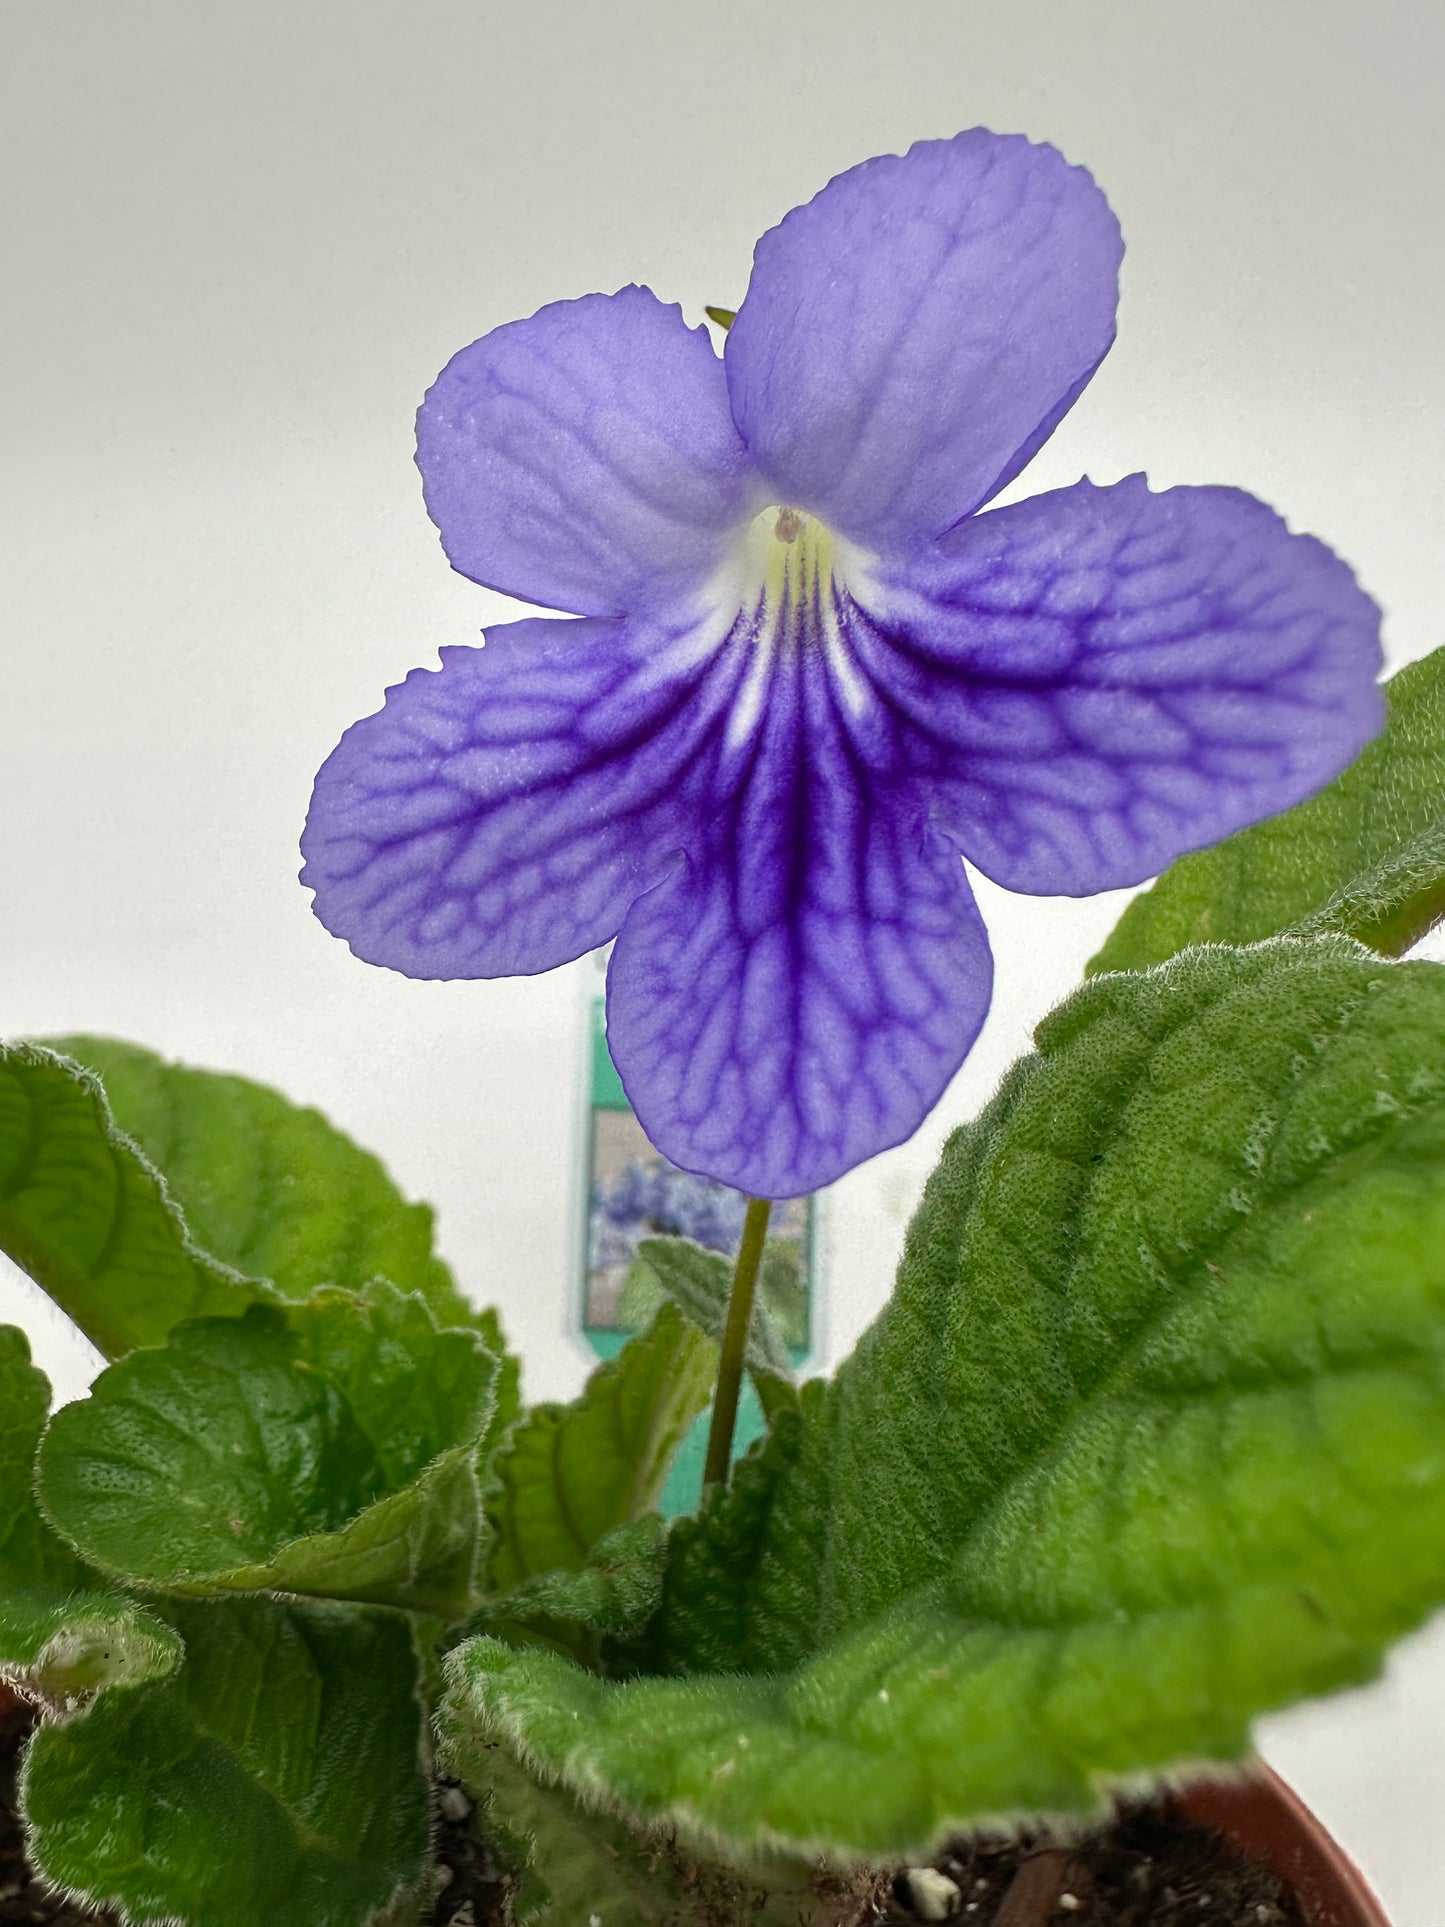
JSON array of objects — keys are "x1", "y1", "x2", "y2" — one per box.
[{"x1": 734, "y1": 505, "x2": 842, "y2": 632}]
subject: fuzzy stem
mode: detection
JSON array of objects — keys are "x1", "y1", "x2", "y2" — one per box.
[{"x1": 702, "y1": 1196, "x2": 773, "y2": 1492}]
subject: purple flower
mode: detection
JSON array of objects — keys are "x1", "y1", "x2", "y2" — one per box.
[{"x1": 302, "y1": 130, "x2": 1382, "y2": 1199}]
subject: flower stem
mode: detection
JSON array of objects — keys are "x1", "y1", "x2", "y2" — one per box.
[{"x1": 702, "y1": 1195, "x2": 773, "y2": 1492}]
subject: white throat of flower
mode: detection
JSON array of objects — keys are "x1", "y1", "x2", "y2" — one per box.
[
  {"x1": 700, "y1": 505, "x2": 874, "y2": 745},
  {"x1": 736, "y1": 504, "x2": 841, "y2": 620}
]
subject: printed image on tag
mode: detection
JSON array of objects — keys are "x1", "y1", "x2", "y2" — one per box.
[
  {"x1": 581, "y1": 996, "x2": 814, "y2": 1357},
  {"x1": 579, "y1": 991, "x2": 816, "y2": 1508}
]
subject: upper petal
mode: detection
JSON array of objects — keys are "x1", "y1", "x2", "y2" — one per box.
[
  {"x1": 300, "y1": 613, "x2": 716, "y2": 978},
  {"x1": 852, "y1": 475, "x2": 1384, "y2": 896},
  {"x1": 605, "y1": 636, "x2": 994, "y2": 1199},
  {"x1": 724, "y1": 130, "x2": 1123, "y2": 547},
  {"x1": 416, "y1": 287, "x2": 761, "y2": 617}
]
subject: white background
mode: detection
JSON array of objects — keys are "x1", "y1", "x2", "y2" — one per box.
[{"x1": 3, "y1": 1, "x2": 1442, "y2": 1916}]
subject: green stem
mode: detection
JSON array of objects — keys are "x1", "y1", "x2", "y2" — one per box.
[{"x1": 702, "y1": 1196, "x2": 773, "y2": 1492}]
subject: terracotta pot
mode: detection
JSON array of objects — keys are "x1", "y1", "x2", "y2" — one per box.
[{"x1": 1180, "y1": 1764, "x2": 1390, "y2": 1927}]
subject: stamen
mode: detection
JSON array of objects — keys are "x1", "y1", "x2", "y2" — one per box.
[{"x1": 734, "y1": 504, "x2": 837, "y2": 625}]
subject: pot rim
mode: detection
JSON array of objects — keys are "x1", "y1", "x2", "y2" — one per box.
[{"x1": 1179, "y1": 1761, "x2": 1391, "y2": 1927}]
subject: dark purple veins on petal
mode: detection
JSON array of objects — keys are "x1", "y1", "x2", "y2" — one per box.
[
  {"x1": 300, "y1": 616, "x2": 713, "y2": 979},
  {"x1": 303, "y1": 465, "x2": 1382, "y2": 1192},
  {"x1": 855, "y1": 476, "x2": 1385, "y2": 896},
  {"x1": 604, "y1": 571, "x2": 994, "y2": 1200},
  {"x1": 303, "y1": 561, "x2": 997, "y2": 1198}
]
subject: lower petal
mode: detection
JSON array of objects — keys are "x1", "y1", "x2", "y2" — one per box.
[
  {"x1": 858, "y1": 476, "x2": 1384, "y2": 896},
  {"x1": 605, "y1": 800, "x2": 994, "y2": 1199},
  {"x1": 300, "y1": 615, "x2": 707, "y2": 978}
]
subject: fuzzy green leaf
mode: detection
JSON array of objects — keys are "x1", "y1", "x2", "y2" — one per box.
[
  {"x1": 1288, "y1": 816, "x2": 1445, "y2": 950},
  {"x1": 23, "y1": 1594, "x2": 430, "y2": 1927},
  {"x1": 629, "y1": 1236, "x2": 796, "y2": 1411},
  {"x1": 45, "y1": 1035, "x2": 479, "y2": 1329},
  {"x1": 38, "y1": 1288, "x2": 507, "y2": 1617},
  {"x1": 442, "y1": 1706, "x2": 695, "y2": 1924},
  {"x1": 0, "y1": 1325, "x2": 180, "y2": 1702},
  {"x1": 1090, "y1": 647, "x2": 1445, "y2": 972},
  {"x1": 488, "y1": 1303, "x2": 716, "y2": 1598},
  {"x1": 756, "y1": 1237, "x2": 810, "y2": 1352},
  {"x1": 473, "y1": 1513, "x2": 669, "y2": 1660},
  {"x1": 440, "y1": 1702, "x2": 856, "y2": 1926},
  {"x1": 0, "y1": 1045, "x2": 254, "y2": 1356},
  {"x1": 445, "y1": 939, "x2": 1445, "y2": 1860}
]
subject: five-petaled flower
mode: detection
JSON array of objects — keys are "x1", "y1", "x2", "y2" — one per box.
[{"x1": 302, "y1": 130, "x2": 1382, "y2": 1199}]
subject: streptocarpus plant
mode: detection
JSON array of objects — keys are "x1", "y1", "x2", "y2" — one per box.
[
  {"x1": 300, "y1": 130, "x2": 1382, "y2": 1203},
  {"x1": 4, "y1": 652, "x2": 1445, "y2": 1922},
  {"x1": 3, "y1": 130, "x2": 1443, "y2": 1927}
]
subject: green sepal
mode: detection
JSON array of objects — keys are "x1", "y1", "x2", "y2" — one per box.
[
  {"x1": 445, "y1": 939, "x2": 1445, "y2": 1860},
  {"x1": 0, "y1": 1045, "x2": 255, "y2": 1357},
  {"x1": 0, "y1": 1325, "x2": 181, "y2": 1703},
  {"x1": 487, "y1": 1302, "x2": 717, "y2": 1599},
  {"x1": 44, "y1": 1035, "x2": 480, "y2": 1330},
  {"x1": 1089, "y1": 646, "x2": 1445, "y2": 972},
  {"x1": 37, "y1": 1286, "x2": 509, "y2": 1618},
  {"x1": 22, "y1": 1594, "x2": 431, "y2": 1927}
]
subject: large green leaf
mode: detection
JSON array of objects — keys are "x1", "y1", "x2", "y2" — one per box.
[
  {"x1": 0, "y1": 1045, "x2": 253, "y2": 1356},
  {"x1": 445, "y1": 939, "x2": 1445, "y2": 1860},
  {"x1": 22, "y1": 1594, "x2": 430, "y2": 1927},
  {"x1": 0, "y1": 1325, "x2": 180, "y2": 1702},
  {"x1": 488, "y1": 1303, "x2": 716, "y2": 1599},
  {"x1": 1090, "y1": 647, "x2": 1445, "y2": 972},
  {"x1": 38, "y1": 1288, "x2": 507, "y2": 1617},
  {"x1": 45, "y1": 1035, "x2": 477, "y2": 1329}
]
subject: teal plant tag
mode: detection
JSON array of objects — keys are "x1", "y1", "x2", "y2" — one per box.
[{"x1": 580, "y1": 979, "x2": 816, "y2": 1511}]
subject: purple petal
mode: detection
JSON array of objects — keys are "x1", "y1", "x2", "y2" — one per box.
[
  {"x1": 301, "y1": 614, "x2": 717, "y2": 978},
  {"x1": 724, "y1": 130, "x2": 1122, "y2": 547},
  {"x1": 605, "y1": 649, "x2": 994, "y2": 1200},
  {"x1": 304, "y1": 563, "x2": 996, "y2": 1197},
  {"x1": 853, "y1": 476, "x2": 1384, "y2": 895},
  {"x1": 416, "y1": 287, "x2": 761, "y2": 617}
]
